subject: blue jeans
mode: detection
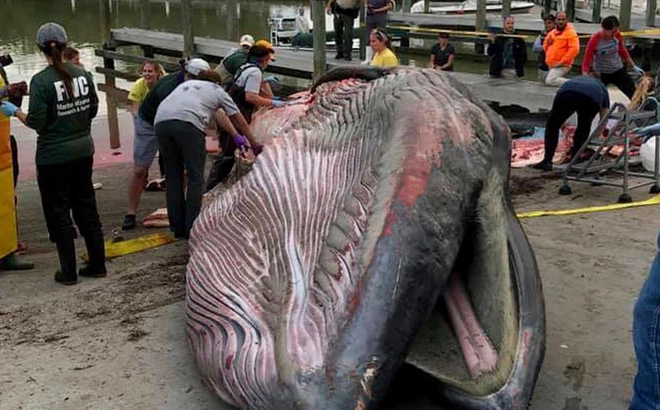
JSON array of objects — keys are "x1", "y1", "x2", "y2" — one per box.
[{"x1": 631, "y1": 231, "x2": 660, "y2": 410}]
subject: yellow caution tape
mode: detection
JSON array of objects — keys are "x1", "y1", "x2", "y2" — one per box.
[
  {"x1": 516, "y1": 194, "x2": 660, "y2": 219},
  {"x1": 81, "y1": 232, "x2": 177, "y2": 262}
]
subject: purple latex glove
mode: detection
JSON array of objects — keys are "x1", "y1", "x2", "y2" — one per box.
[{"x1": 233, "y1": 133, "x2": 249, "y2": 149}]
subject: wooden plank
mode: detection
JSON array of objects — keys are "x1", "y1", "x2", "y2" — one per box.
[
  {"x1": 312, "y1": 0, "x2": 327, "y2": 81},
  {"x1": 94, "y1": 49, "x2": 181, "y2": 72},
  {"x1": 181, "y1": 0, "x2": 195, "y2": 57},
  {"x1": 96, "y1": 67, "x2": 141, "y2": 82}
]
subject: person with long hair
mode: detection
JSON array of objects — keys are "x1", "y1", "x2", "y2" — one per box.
[
  {"x1": 122, "y1": 58, "x2": 204, "y2": 231},
  {"x1": 154, "y1": 69, "x2": 256, "y2": 238},
  {"x1": 128, "y1": 60, "x2": 167, "y2": 192},
  {"x1": 0, "y1": 22, "x2": 105, "y2": 285},
  {"x1": 369, "y1": 28, "x2": 398, "y2": 67}
]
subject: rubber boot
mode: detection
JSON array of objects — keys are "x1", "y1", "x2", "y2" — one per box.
[
  {"x1": 0, "y1": 252, "x2": 34, "y2": 271},
  {"x1": 79, "y1": 232, "x2": 107, "y2": 278},
  {"x1": 55, "y1": 239, "x2": 78, "y2": 285}
]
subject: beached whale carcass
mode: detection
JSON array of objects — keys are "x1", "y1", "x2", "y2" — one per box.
[{"x1": 186, "y1": 67, "x2": 545, "y2": 409}]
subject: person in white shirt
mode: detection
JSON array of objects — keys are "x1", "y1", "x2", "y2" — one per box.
[{"x1": 293, "y1": 7, "x2": 310, "y2": 50}]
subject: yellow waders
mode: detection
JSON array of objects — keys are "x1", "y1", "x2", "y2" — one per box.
[{"x1": 0, "y1": 74, "x2": 18, "y2": 259}]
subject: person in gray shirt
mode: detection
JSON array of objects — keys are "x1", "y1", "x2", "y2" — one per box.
[{"x1": 154, "y1": 71, "x2": 256, "y2": 238}]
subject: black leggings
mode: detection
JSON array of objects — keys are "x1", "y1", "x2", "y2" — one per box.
[
  {"x1": 543, "y1": 90, "x2": 601, "y2": 163},
  {"x1": 600, "y1": 68, "x2": 636, "y2": 99},
  {"x1": 37, "y1": 156, "x2": 103, "y2": 243}
]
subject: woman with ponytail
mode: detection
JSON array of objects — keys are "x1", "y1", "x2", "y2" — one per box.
[{"x1": 0, "y1": 22, "x2": 106, "y2": 285}]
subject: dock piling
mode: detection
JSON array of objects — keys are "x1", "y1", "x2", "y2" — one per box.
[
  {"x1": 647, "y1": 0, "x2": 657, "y2": 26},
  {"x1": 182, "y1": 0, "x2": 195, "y2": 57},
  {"x1": 619, "y1": 0, "x2": 632, "y2": 30},
  {"x1": 312, "y1": 0, "x2": 327, "y2": 81},
  {"x1": 502, "y1": 0, "x2": 512, "y2": 17},
  {"x1": 99, "y1": 0, "x2": 120, "y2": 150}
]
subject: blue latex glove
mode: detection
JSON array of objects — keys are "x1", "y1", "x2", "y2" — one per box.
[
  {"x1": 232, "y1": 133, "x2": 249, "y2": 149},
  {"x1": 632, "y1": 65, "x2": 645, "y2": 76},
  {"x1": 264, "y1": 75, "x2": 280, "y2": 84},
  {"x1": 272, "y1": 100, "x2": 287, "y2": 109},
  {"x1": 0, "y1": 101, "x2": 19, "y2": 117},
  {"x1": 634, "y1": 123, "x2": 660, "y2": 138}
]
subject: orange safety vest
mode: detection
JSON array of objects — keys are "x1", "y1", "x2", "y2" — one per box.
[{"x1": 0, "y1": 74, "x2": 18, "y2": 259}]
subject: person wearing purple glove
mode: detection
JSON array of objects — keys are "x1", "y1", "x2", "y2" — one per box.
[{"x1": 154, "y1": 69, "x2": 255, "y2": 239}]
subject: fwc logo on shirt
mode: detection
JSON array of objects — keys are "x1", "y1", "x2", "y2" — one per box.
[{"x1": 54, "y1": 76, "x2": 90, "y2": 102}]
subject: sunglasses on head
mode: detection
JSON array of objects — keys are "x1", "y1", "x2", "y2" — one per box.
[{"x1": 373, "y1": 29, "x2": 389, "y2": 42}]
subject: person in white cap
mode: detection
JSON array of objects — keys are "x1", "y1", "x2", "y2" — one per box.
[
  {"x1": 1, "y1": 22, "x2": 105, "y2": 285},
  {"x1": 215, "y1": 34, "x2": 255, "y2": 87},
  {"x1": 121, "y1": 57, "x2": 210, "y2": 231}
]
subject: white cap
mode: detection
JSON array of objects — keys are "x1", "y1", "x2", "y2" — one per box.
[
  {"x1": 239, "y1": 34, "x2": 255, "y2": 48},
  {"x1": 185, "y1": 58, "x2": 210, "y2": 76}
]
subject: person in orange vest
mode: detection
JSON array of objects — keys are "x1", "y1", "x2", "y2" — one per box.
[
  {"x1": 0, "y1": 56, "x2": 34, "y2": 271},
  {"x1": 543, "y1": 11, "x2": 580, "y2": 87}
]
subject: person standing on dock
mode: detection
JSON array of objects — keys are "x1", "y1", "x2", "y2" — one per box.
[
  {"x1": 429, "y1": 32, "x2": 455, "y2": 71},
  {"x1": 326, "y1": 0, "x2": 360, "y2": 61},
  {"x1": 215, "y1": 34, "x2": 254, "y2": 87},
  {"x1": 543, "y1": 11, "x2": 580, "y2": 87},
  {"x1": 1, "y1": 22, "x2": 105, "y2": 284},
  {"x1": 365, "y1": 0, "x2": 394, "y2": 62},
  {"x1": 532, "y1": 13, "x2": 555, "y2": 83},
  {"x1": 487, "y1": 15, "x2": 527, "y2": 79},
  {"x1": 581, "y1": 16, "x2": 644, "y2": 99},
  {"x1": 531, "y1": 76, "x2": 610, "y2": 171},
  {"x1": 293, "y1": 7, "x2": 310, "y2": 50}
]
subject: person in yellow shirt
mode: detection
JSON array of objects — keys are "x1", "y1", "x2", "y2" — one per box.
[{"x1": 369, "y1": 28, "x2": 399, "y2": 68}]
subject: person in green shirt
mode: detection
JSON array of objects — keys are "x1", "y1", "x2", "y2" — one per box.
[
  {"x1": 1, "y1": 22, "x2": 106, "y2": 285},
  {"x1": 215, "y1": 34, "x2": 254, "y2": 87}
]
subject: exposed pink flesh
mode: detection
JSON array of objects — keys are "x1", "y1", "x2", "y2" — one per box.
[{"x1": 444, "y1": 272, "x2": 499, "y2": 379}]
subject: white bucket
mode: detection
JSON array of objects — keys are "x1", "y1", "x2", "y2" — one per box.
[{"x1": 640, "y1": 137, "x2": 657, "y2": 172}]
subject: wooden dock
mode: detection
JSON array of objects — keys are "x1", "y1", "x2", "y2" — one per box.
[{"x1": 100, "y1": 28, "x2": 557, "y2": 112}]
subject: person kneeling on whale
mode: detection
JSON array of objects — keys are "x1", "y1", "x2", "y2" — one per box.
[{"x1": 532, "y1": 75, "x2": 611, "y2": 171}]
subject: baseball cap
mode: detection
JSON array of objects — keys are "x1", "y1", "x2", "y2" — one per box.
[
  {"x1": 36, "y1": 22, "x2": 68, "y2": 47},
  {"x1": 254, "y1": 39, "x2": 274, "y2": 53},
  {"x1": 239, "y1": 34, "x2": 255, "y2": 47},
  {"x1": 185, "y1": 58, "x2": 210, "y2": 75}
]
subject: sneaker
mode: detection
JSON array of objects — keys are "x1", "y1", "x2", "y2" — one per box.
[
  {"x1": 122, "y1": 214, "x2": 137, "y2": 230},
  {"x1": 344, "y1": 56, "x2": 352, "y2": 62},
  {"x1": 531, "y1": 161, "x2": 553, "y2": 171},
  {"x1": 0, "y1": 253, "x2": 34, "y2": 271},
  {"x1": 79, "y1": 265, "x2": 107, "y2": 278},
  {"x1": 334, "y1": 53, "x2": 344, "y2": 60}
]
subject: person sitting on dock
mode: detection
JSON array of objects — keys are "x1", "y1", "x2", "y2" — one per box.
[
  {"x1": 122, "y1": 57, "x2": 211, "y2": 231},
  {"x1": 326, "y1": 0, "x2": 360, "y2": 61},
  {"x1": 487, "y1": 15, "x2": 527, "y2": 80},
  {"x1": 532, "y1": 13, "x2": 555, "y2": 83},
  {"x1": 429, "y1": 32, "x2": 455, "y2": 71},
  {"x1": 543, "y1": 11, "x2": 579, "y2": 87},
  {"x1": 532, "y1": 76, "x2": 610, "y2": 171},
  {"x1": 369, "y1": 28, "x2": 399, "y2": 68},
  {"x1": 215, "y1": 34, "x2": 254, "y2": 87},
  {"x1": 581, "y1": 15, "x2": 644, "y2": 100},
  {"x1": 292, "y1": 7, "x2": 310, "y2": 50}
]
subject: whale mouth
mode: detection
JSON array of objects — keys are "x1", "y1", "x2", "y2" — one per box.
[{"x1": 400, "y1": 176, "x2": 545, "y2": 408}]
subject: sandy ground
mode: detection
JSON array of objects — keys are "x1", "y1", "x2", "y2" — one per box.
[{"x1": 1, "y1": 113, "x2": 659, "y2": 410}]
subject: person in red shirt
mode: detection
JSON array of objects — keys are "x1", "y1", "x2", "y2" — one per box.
[{"x1": 581, "y1": 15, "x2": 644, "y2": 99}]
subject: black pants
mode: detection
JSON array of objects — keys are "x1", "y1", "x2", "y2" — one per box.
[
  {"x1": 155, "y1": 120, "x2": 206, "y2": 237},
  {"x1": 601, "y1": 68, "x2": 636, "y2": 99},
  {"x1": 10, "y1": 135, "x2": 18, "y2": 187},
  {"x1": 334, "y1": 12, "x2": 356, "y2": 58},
  {"x1": 37, "y1": 156, "x2": 103, "y2": 243},
  {"x1": 543, "y1": 90, "x2": 601, "y2": 163}
]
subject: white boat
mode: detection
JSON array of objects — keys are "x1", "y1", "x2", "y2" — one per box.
[
  {"x1": 268, "y1": 15, "x2": 361, "y2": 49},
  {"x1": 411, "y1": 0, "x2": 535, "y2": 14}
]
